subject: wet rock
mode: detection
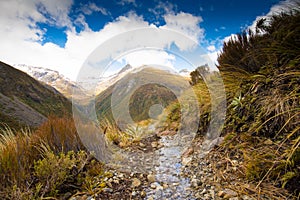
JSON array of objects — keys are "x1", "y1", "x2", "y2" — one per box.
[
  {"x1": 140, "y1": 190, "x2": 146, "y2": 197},
  {"x1": 162, "y1": 183, "x2": 168, "y2": 189},
  {"x1": 147, "y1": 174, "x2": 156, "y2": 183},
  {"x1": 150, "y1": 183, "x2": 157, "y2": 189}
]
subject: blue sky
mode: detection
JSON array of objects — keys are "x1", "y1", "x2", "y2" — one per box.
[
  {"x1": 41, "y1": 0, "x2": 280, "y2": 48},
  {"x1": 0, "y1": 0, "x2": 286, "y2": 80}
]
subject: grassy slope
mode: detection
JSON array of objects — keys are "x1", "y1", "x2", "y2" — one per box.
[
  {"x1": 163, "y1": 3, "x2": 300, "y2": 197},
  {"x1": 95, "y1": 67, "x2": 186, "y2": 125},
  {"x1": 0, "y1": 61, "x2": 72, "y2": 129}
]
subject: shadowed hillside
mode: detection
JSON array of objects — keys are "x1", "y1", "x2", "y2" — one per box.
[
  {"x1": 95, "y1": 67, "x2": 186, "y2": 125},
  {"x1": 0, "y1": 61, "x2": 72, "y2": 129}
]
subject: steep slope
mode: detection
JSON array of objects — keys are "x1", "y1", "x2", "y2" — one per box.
[
  {"x1": 95, "y1": 66, "x2": 188, "y2": 125},
  {"x1": 0, "y1": 61, "x2": 72, "y2": 129}
]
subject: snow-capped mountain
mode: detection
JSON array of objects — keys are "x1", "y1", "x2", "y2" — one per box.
[
  {"x1": 13, "y1": 64, "x2": 84, "y2": 99},
  {"x1": 13, "y1": 64, "x2": 190, "y2": 98}
]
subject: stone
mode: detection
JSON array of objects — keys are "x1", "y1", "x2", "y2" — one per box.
[
  {"x1": 182, "y1": 157, "x2": 192, "y2": 166},
  {"x1": 140, "y1": 190, "x2": 146, "y2": 197},
  {"x1": 117, "y1": 173, "x2": 124, "y2": 178},
  {"x1": 113, "y1": 179, "x2": 119, "y2": 184},
  {"x1": 147, "y1": 174, "x2": 156, "y2": 183},
  {"x1": 139, "y1": 142, "x2": 146, "y2": 147},
  {"x1": 163, "y1": 183, "x2": 168, "y2": 189},
  {"x1": 218, "y1": 190, "x2": 225, "y2": 197},
  {"x1": 131, "y1": 191, "x2": 137, "y2": 196},
  {"x1": 150, "y1": 183, "x2": 157, "y2": 189},
  {"x1": 132, "y1": 178, "x2": 141, "y2": 187},
  {"x1": 102, "y1": 188, "x2": 113, "y2": 193},
  {"x1": 151, "y1": 141, "x2": 158, "y2": 148},
  {"x1": 156, "y1": 185, "x2": 163, "y2": 190}
]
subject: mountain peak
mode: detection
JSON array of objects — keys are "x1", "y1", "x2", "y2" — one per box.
[{"x1": 118, "y1": 64, "x2": 133, "y2": 75}]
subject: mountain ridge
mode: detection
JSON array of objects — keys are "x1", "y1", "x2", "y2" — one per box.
[{"x1": 0, "y1": 61, "x2": 72, "y2": 129}]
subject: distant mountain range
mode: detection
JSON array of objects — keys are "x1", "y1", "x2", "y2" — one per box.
[
  {"x1": 13, "y1": 64, "x2": 85, "y2": 99},
  {"x1": 0, "y1": 61, "x2": 72, "y2": 129},
  {"x1": 14, "y1": 64, "x2": 191, "y2": 98},
  {"x1": 1, "y1": 60, "x2": 192, "y2": 129}
]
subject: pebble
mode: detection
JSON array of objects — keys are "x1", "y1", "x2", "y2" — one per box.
[
  {"x1": 102, "y1": 188, "x2": 113, "y2": 193},
  {"x1": 139, "y1": 142, "x2": 146, "y2": 147},
  {"x1": 150, "y1": 183, "x2": 157, "y2": 189},
  {"x1": 147, "y1": 174, "x2": 156, "y2": 183},
  {"x1": 151, "y1": 141, "x2": 158, "y2": 148},
  {"x1": 140, "y1": 190, "x2": 146, "y2": 197},
  {"x1": 132, "y1": 178, "x2": 141, "y2": 188}
]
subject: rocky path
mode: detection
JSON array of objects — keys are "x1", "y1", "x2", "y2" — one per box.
[
  {"x1": 70, "y1": 133, "x2": 251, "y2": 200},
  {"x1": 145, "y1": 135, "x2": 195, "y2": 199}
]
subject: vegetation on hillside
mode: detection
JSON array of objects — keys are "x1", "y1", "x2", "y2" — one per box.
[
  {"x1": 0, "y1": 116, "x2": 108, "y2": 199},
  {"x1": 176, "y1": 3, "x2": 299, "y2": 198},
  {"x1": 0, "y1": 2, "x2": 299, "y2": 199},
  {"x1": 161, "y1": 2, "x2": 300, "y2": 198},
  {"x1": 95, "y1": 67, "x2": 184, "y2": 125},
  {"x1": 217, "y1": 3, "x2": 299, "y2": 196},
  {"x1": 0, "y1": 62, "x2": 72, "y2": 129}
]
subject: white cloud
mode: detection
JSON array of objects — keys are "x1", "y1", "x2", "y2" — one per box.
[
  {"x1": 161, "y1": 12, "x2": 204, "y2": 44},
  {"x1": 223, "y1": 34, "x2": 237, "y2": 43},
  {"x1": 117, "y1": 50, "x2": 176, "y2": 69},
  {"x1": 199, "y1": 51, "x2": 219, "y2": 71},
  {"x1": 249, "y1": 0, "x2": 296, "y2": 33},
  {"x1": 148, "y1": 1, "x2": 177, "y2": 17},
  {"x1": 36, "y1": 0, "x2": 73, "y2": 27},
  {"x1": 207, "y1": 45, "x2": 216, "y2": 52},
  {"x1": 81, "y1": 2, "x2": 110, "y2": 16},
  {"x1": 0, "y1": 1, "x2": 205, "y2": 80},
  {"x1": 118, "y1": 0, "x2": 137, "y2": 6}
]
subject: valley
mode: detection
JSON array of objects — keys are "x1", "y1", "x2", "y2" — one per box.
[{"x1": 0, "y1": 2, "x2": 299, "y2": 200}]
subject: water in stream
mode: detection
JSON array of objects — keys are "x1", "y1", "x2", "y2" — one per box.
[{"x1": 146, "y1": 135, "x2": 195, "y2": 200}]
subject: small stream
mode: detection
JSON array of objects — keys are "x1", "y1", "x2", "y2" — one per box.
[{"x1": 146, "y1": 135, "x2": 195, "y2": 200}]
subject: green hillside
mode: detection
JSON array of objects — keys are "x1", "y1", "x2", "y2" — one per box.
[
  {"x1": 0, "y1": 61, "x2": 72, "y2": 129},
  {"x1": 95, "y1": 67, "x2": 186, "y2": 125}
]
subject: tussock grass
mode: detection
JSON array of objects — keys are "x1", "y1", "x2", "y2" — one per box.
[
  {"x1": 213, "y1": 2, "x2": 300, "y2": 197},
  {"x1": 0, "y1": 116, "x2": 103, "y2": 199}
]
